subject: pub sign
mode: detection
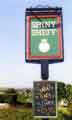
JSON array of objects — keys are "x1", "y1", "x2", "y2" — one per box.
[{"x1": 25, "y1": 8, "x2": 64, "y2": 63}]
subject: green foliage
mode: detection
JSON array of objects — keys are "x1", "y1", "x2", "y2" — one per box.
[
  {"x1": 0, "y1": 88, "x2": 17, "y2": 104},
  {"x1": 57, "y1": 82, "x2": 72, "y2": 103},
  {"x1": 0, "y1": 84, "x2": 72, "y2": 119},
  {"x1": 49, "y1": 112, "x2": 64, "y2": 120},
  {"x1": 57, "y1": 82, "x2": 66, "y2": 101},
  {"x1": 0, "y1": 107, "x2": 71, "y2": 120},
  {"x1": 0, "y1": 95, "x2": 5, "y2": 103},
  {"x1": 65, "y1": 84, "x2": 72, "y2": 101},
  {"x1": 17, "y1": 89, "x2": 32, "y2": 103},
  {"x1": 68, "y1": 105, "x2": 72, "y2": 114},
  {"x1": 0, "y1": 108, "x2": 41, "y2": 120},
  {"x1": 0, "y1": 83, "x2": 72, "y2": 105}
]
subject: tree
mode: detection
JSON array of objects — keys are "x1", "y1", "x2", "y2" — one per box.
[
  {"x1": 57, "y1": 82, "x2": 66, "y2": 101},
  {"x1": 5, "y1": 88, "x2": 17, "y2": 104},
  {"x1": 65, "y1": 84, "x2": 72, "y2": 102}
]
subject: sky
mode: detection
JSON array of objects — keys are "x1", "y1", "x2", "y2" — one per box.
[{"x1": 0, "y1": 0, "x2": 72, "y2": 88}]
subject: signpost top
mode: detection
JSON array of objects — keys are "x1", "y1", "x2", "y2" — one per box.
[
  {"x1": 26, "y1": 7, "x2": 62, "y2": 12},
  {"x1": 25, "y1": 7, "x2": 64, "y2": 64}
]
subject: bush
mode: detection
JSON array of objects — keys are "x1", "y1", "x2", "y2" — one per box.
[{"x1": 68, "y1": 103, "x2": 72, "y2": 113}]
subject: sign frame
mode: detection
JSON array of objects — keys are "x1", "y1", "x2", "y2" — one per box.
[
  {"x1": 25, "y1": 7, "x2": 64, "y2": 63},
  {"x1": 32, "y1": 80, "x2": 57, "y2": 118}
]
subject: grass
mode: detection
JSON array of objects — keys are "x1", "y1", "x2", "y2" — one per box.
[
  {"x1": 0, "y1": 105, "x2": 72, "y2": 120},
  {"x1": 58, "y1": 106, "x2": 72, "y2": 116},
  {"x1": 0, "y1": 106, "x2": 66, "y2": 120},
  {"x1": 0, "y1": 107, "x2": 41, "y2": 120},
  {"x1": 0, "y1": 107, "x2": 64, "y2": 120}
]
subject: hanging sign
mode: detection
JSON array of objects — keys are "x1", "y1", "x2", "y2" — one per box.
[
  {"x1": 25, "y1": 8, "x2": 64, "y2": 63},
  {"x1": 33, "y1": 81, "x2": 57, "y2": 118}
]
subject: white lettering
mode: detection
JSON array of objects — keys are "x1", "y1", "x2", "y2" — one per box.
[
  {"x1": 32, "y1": 29, "x2": 57, "y2": 36},
  {"x1": 32, "y1": 21, "x2": 56, "y2": 28}
]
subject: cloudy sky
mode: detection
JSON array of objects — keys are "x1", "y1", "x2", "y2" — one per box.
[{"x1": 0, "y1": 0, "x2": 72, "y2": 88}]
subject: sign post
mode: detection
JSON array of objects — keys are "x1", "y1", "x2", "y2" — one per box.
[
  {"x1": 25, "y1": 7, "x2": 64, "y2": 119},
  {"x1": 41, "y1": 61, "x2": 49, "y2": 120},
  {"x1": 41, "y1": 60, "x2": 49, "y2": 80}
]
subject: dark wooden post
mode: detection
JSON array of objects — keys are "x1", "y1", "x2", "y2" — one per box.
[
  {"x1": 41, "y1": 60, "x2": 49, "y2": 80},
  {"x1": 41, "y1": 60, "x2": 49, "y2": 120}
]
